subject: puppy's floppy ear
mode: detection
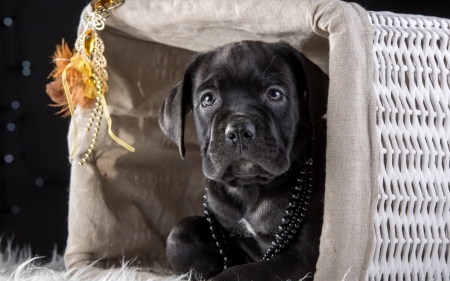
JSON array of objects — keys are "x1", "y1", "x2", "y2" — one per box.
[
  {"x1": 281, "y1": 44, "x2": 329, "y2": 140},
  {"x1": 295, "y1": 53, "x2": 328, "y2": 140},
  {"x1": 159, "y1": 56, "x2": 202, "y2": 159}
]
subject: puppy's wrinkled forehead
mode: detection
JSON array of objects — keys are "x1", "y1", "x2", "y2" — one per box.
[{"x1": 193, "y1": 42, "x2": 294, "y2": 92}]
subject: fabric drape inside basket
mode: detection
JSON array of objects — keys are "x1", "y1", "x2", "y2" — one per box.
[{"x1": 65, "y1": 0, "x2": 378, "y2": 280}]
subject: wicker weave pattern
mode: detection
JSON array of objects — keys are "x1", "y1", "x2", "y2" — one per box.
[{"x1": 367, "y1": 12, "x2": 450, "y2": 280}]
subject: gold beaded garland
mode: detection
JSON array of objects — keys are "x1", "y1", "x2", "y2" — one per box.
[
  {"x1": 78, "y1": 73, "x2": 106, "y2": 165},
  {"x1": 52, "y1": 0, "x2": 134, "y2": 166},
  {"x1": 68, "y1": 0, "x2": 134, "y2": 166},
  {"x1": 48, "y1": 0, "x2": 135, "y2": 166}
]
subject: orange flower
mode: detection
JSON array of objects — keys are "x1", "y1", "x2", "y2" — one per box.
[{"x1": 46, "y1": 39, "x2": 94, "y2": 117}]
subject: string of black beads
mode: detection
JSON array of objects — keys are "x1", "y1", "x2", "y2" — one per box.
[
  {"x1": 203, "y1": 161, "x2": 314, "y2": 267},
  {"x1": 203, "y1": 187, "x2": 232, "y2": 270},
  {"x1": 262, "y1": 163, "x2": 314, "y2": 260}
]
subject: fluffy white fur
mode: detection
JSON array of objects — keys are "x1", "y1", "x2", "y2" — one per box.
[
  {"x1": 0, "y1": 242, "x2": 330, "y2": 281},
  {"x1": 0, "y1": 242, "x2": 199, "y2": 281}
]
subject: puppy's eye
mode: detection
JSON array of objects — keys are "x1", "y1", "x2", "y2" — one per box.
[
  {"x1": 201, "y1": 93, "x2": 215, "y2": 107},
  {"x1": 267, "y1": 89, "x2": 283, "y2": 101}
]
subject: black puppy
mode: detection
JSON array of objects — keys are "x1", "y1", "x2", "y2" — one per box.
[{"x1": 159, "y1": 41, "x2": 328, "y2": 281}]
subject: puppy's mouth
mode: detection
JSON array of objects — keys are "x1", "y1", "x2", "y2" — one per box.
[{"x1": 222, "y1": 159, "x2": 274, "y2": 187}]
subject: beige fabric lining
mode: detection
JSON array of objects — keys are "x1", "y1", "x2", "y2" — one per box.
[{"x1": 65, "y1": 1, "x2": 378, "y2": 279}]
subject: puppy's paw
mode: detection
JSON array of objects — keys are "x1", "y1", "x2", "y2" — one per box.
[
  {"x1": 207, "y1": 268, "x2": 255, "y2": 281},
  {"x1": 207, "y1": 272, "x2": 234, "y2": 281}
]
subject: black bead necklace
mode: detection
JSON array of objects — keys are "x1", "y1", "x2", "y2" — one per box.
[{"x1": 202, "y1": 162, "x2": 314, "y2": 269}]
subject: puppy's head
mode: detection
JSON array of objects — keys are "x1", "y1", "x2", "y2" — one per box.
[{"x1": 159, "y1": 41, "x2": 327, "y2": 187}]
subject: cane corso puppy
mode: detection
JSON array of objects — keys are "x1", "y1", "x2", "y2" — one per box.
[{"x1": 159, "y1": 41, "x2": 328, "y2": 281}]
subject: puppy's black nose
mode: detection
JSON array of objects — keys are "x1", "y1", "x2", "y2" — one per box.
[{"x1": 225, "y1": 119, "x2": 255, "y2": 144}]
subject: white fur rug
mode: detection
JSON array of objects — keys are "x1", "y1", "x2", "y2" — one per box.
[
  {"x1": 0, "y1": 243, "x2": 321, "y2": 281},
  {"x1": 0, "y1": 243, "x2": 197, "y2": 281}
]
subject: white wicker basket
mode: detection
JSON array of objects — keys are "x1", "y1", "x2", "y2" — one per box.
[{"x1": 368, "y1": 12, "x2": 450, "y2": 281}]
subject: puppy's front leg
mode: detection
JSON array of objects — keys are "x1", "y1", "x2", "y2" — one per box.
[
  {"x1": 166, "y1": 216, "x2": 224, "y2": 279},
  {"x1": 209, "y1": 252, "x2": 314, "y2": 281},
  {"x1": 167, "y1": 216, "x2": 249, "y2": 279}
]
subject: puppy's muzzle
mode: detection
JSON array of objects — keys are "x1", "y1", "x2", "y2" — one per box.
[{"x1": 225, "y1": 116, "x2": 256, "y2": 146}]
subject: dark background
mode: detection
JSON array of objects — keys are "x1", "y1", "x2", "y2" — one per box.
[
  {"x1": 1, "y1": 0, "x2": 449, "y2": 258},
  {"x1": 0, "y1": 0, "x2": 88, "y2": 257}
]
